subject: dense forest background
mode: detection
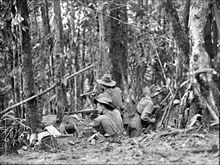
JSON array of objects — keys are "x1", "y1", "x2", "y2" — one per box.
[{"x1": 0, "y1": 0, "x2": 219, "y2": 152}]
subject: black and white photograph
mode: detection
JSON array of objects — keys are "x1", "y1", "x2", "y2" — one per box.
[{"x1": 0, "y1": 0, "x2": 219, "y2": 164}]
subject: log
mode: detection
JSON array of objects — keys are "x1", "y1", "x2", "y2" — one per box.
[
  {"x1": 0, "y1": 85, "x2": 56, "y2": 116},
  {"x1": 0, "y1": 64, "x2": 95, "y2": 116}
]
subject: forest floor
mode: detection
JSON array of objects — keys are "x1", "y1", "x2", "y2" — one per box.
[{"x1": 0, "y1": 129, "x2": 219, "y2": 164}]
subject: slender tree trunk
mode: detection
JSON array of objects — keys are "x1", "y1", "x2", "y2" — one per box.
[
  {"x1": 189, "y1": 0, "x2": 219, "y2": 125},
  {"x1": 41, "y1": 0, "x2": 52, "y2": 104},
  {"x1": 41, "y1": 0, "x2": 50, "y2": 36},
  {"x1": 69, "y1": 2, "x2": 75, "y2": 111},
  {"x1": 204, "y1": 5, "x2": 217, "y2": 60},
  {"x1": 52, "y1": 0, "x2": 67, "y2": 123},
  {"x1": 212, "y1": 0, "x2": 220, "y2": 91},
  {"x1": 135, "y1": 0, "x2": 148, "y2": 100},
  {"x1": 183, "y1": 0, "x2": 191, "y2": 34},
  {"x1": 109, "y1": 0, "x2": 128, "y2": 90},
  {"x1": 11, "y1": 4, "x2": 21, "y2": 118},
  {"x1": 16, "y1": 0, "x2": 40, "y2": 132},
  {"x1": 213, "y1": 0, "x2": 220, "y2": 37},
  {"x1": 98, "y1": 0, "x2": 110, "y2": 77},
  {"x1": 41, "y1": 0, "x2": 50, "y2": 52}
]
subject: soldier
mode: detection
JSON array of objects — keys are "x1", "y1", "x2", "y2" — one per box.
[
  {"x1": 136, "y1": 86, "x2": 156, "y2": 133},
  {"x1": 127, "y1": 86, "x2": 156, "y2": 137},
  {"x1": 96, "y1": 74, "x2": 124, "y2": 112},
  {"x1": 89, "y1": 97, "x2": 126, "y2": 137}
]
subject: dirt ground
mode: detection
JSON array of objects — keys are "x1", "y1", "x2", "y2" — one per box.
[{"x1": 0, "y1": 129, "x2": 219, "y2": 164}]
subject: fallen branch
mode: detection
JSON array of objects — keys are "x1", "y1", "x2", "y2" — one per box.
[
  {"x1": 64, "y1": 63, "x2": 95, "y2": 81},
  {"x1": 0, "y1": 85, "x2": 56, "y2": 115},
  {"x1": 0, "y1": 64, "x2": 95, "y2": 116}
]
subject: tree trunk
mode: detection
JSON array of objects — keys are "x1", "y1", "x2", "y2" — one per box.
[
  {"x1": 164, "y1": 0, "x2": 189, "y2": 87},
  {"x1": 135, "y1": 0, "x2": 148, "y2": 100},
  {"x1": 52, "y1": 0, "x2": 67, "y2": 123},
  {"x1": 11, "y1": 4, "x2": 21, "y2": 118},
  {"x1": 189, "y1": 0, "x2": 219, "y2": 125},
  {"x1": 212, "y1": 0, "x2": 220, "y2": 91},
  {"x1": 182, "y1": 0, "x2": 191, "y2": 34},
  {"x1": 98, "y1": 0, "x2": 110, "y2": 77},
  {"x1": 41, "y1": 0, "x2": 50, "y2": 36},
  {"x1": 109, "y1": 0, "x2": 128, "y2": 90},
  {"x1": 16, "y1": 0, "x2": 40, "y2": 132}
]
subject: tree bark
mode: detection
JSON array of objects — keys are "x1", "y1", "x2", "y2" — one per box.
[
  {"x1": 164, "y1": 0, "x2": 190, "y2": 86},
  {"x1": 41, "y1": 0, "x2": 50, "y2": 36},
  {"x1": 52, "y1": 0, "x2": 67, "y2": 123},
  {"x1": 135, "y1": 0, "x2": 148, "y2": 100},
  {"x1": 97, "y1": 0, "x2": 110, "y2": 77},
  {"x1": 182, "y1": 0, "x2": 191, "y2": 34},
  {"x1": 109, "y1": 0, "x2": 128, "y2": 90},
  {"x1": 16, "y1": 0, "x2": 40, "y2": 132},
  {"x1": 189, "y1": 0, "x2": 219, "y2": 125},
  {"x1": 11, "y1": 4, "x2": 21, "y2": 118}
]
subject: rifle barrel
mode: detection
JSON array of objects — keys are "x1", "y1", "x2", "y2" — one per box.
[{"x1": 67, "y1": 109, "x2": 98, "y2": 115}]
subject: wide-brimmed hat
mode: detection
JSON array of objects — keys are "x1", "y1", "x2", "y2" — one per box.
[{"x1": 97, "y1": 74, "x2": 116, "y2": 87}]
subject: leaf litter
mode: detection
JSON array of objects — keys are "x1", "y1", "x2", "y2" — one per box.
[{"x1": 0, "y1": 129, "x2": 219, "y2": 164}]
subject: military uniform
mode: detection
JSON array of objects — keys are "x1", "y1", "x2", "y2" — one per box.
[
  {"x1": 137, "y1": 95, "x2": 154, "y2": 122},
  {"x1": 97, "y1": 87, "x2": 124, "y2": 110},
  {"x1": 128, "y1": 113, "x2": 142, "y2": 138},
  {"x1": 90, "y1": 97, "x2": 126, "y2": 136}
]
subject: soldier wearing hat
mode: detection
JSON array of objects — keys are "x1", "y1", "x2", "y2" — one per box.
[
  {"x1": 89, "y1": 96, "x2": 126, "y2": 137},
  {"x1": 96, "y1": 74, "x2": 124, "y2": 112},
  {"x1": 128, "y1": 86, "x2": 156, "y2": 136}
]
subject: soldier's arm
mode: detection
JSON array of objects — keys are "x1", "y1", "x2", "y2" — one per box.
[
  {"x1": 89, "y1": 115, "x2": 103, "y2": 128},
  {"x1": 140, "y1": 102, "x2": 155, "y2": 123}
]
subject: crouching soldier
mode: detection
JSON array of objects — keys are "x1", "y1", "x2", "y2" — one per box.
[
  {"x1": 89, "y1": 97, "x2": 126, "y2": 137},
  {"x1": 137, "y1": 86, "x2": 156, "y2": 134}
]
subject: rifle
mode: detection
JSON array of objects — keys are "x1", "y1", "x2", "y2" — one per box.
[
  {"x1": 80, "y1": 91, "x2": 96, "y2": 97},
  {"x1": 67, "y1": 109, "x2": 98, "y2": 115}
]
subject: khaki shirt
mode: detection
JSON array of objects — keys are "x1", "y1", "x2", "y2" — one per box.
[
  {"x1": 137, "y1": 96, "x2": 154, "y2": 121},
  {"x1": 91, "y1": 109, "x2": 125, "y2": 136},
  {"x1": 137, "y1": 96, "x2": 154, "y2": 114},
  {"x1": 97, "y1": 87, "x2": 124, "y2": 110}
]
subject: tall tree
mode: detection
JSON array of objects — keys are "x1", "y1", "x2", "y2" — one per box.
[
  {"x1": 52, "y1": 0, "x2": 67, "y2": 123},
  {"x1": 97, "y1": 0, "x2": 110, "y2": 77},
  {"x1": 108, "y1": 0, "x2": 128, "y2": 90},
  {"x1": 11, "y1": 2, "x2": 21, "y2": 118},
  {"x1": 164, "y1": 0, "x2": 189, "y2": 92},
  {"x1": 41, "y1": 0, "x2": 50, "y2": 37},
  {"x1": 16, "y1": 0, "x2": 40, "y2": 132},
  {"x1": 189, "y1": 0, "x2": 219, "y2": 125}
]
